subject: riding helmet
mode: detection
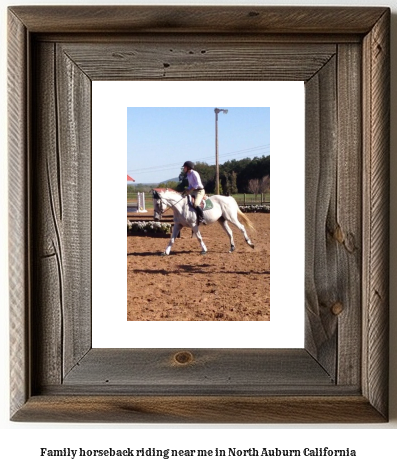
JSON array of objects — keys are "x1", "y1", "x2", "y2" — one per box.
[{"x1": 183, "y1": 161, "x2": 194, "y2": 170}]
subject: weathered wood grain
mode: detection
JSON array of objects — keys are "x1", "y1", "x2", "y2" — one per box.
[
  {"x1": 31, "y1": 42, "x2": 92, "y2": 387},
  {"x1": 32, "y1": 42, "x2": 63, "y2": 387},
  {"x1": 9, "y1": 6, "x2": 387, "y2": 34},
  {"x1": 11, "y1": 396, "x2": 385, "y2": 424},
  {"x1": 35, "y1": 33, "x2": 363, "y2": 45},
  {"x1": 62, "y1": 349, "x2": 333, "y2": 390},
  {"x1": 335, "y1": 44, "x2": 362, "y2": 386},
  {"x1": 305, "y1": 56, "x2": 338, "y2": 377},
  {"x1": 59, "y1": 42, "x2": 336, "y2": 81},
  {"x1": 362, "y1": 9, "x2": 390, "y2": 419},
  {"x1": 8, "y1": 6, "x2": 390, "y2": 423},
  {"x1": 304, "y1": 43, "x2": 363, "y2": 385},
  {"x1": 56, "y1": 45, "x2": 91, "y2": 377},
  {"x1": 8, "y1": 9, "x2": 29, "y2": 419}
]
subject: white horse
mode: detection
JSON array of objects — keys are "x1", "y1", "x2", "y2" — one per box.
[{"x1": 153, "y1": 189, "x2": 255, "y2": 255}]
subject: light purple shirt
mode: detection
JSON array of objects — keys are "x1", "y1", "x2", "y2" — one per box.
[{"x1": 187, "y1": 169, "x2": 204, "y2": 190}]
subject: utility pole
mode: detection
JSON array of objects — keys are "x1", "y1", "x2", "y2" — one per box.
[{"x1": 214, "y1": 108, "x2": 228, "y2": 195}]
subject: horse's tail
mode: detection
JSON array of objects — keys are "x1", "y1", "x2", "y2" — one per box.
[{"x1": 237, "y1": 206, "x2": 256, "y2": 232}]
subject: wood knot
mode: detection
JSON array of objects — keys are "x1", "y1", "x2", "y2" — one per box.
[
  {"x1": 331, "y1": 302, "x2": 344, "y2": 316},
  {"x1": 174, "y1": 351, "x2": 194, "y2": 365},
  {"x1": 333, "y1": 225, "x2": 344, "y2": 244}
]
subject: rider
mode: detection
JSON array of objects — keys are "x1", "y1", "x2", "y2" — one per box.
[{"x1": 182, "y1": 161, "x2": 206, "y2": 225}]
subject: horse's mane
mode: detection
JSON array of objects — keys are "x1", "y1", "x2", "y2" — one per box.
[
  {"x1": 152, "y1": 188, "x2": 181, "y2": 203},
  {"x1": 153, "y1": 187, "x2": 179, "y2": 194}
]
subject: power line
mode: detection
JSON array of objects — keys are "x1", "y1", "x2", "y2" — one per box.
[
  {"x1": 128, "y1": 151, "x2": 270, "y2": 176},
  {"x1": 128, "y1": 144, "x2": 270, "y2": 174}
]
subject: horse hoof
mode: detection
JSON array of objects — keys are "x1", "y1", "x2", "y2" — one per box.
[
  {"x1": 229, "y1": 246, "x2": 235, "y2": 253},
  {"x1": 160, "y1": 252, "x2": 169, "y2": 256},
  {"x1": 200, "y1": 251, "x2": 207, "y2": 256}
]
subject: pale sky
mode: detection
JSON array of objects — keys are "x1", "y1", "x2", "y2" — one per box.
[{"x1": 127, "y1": 107, "x2": 270, "y2": 184}]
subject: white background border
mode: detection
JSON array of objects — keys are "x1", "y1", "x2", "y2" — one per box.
[{"x1": 1, "y1": 2, "x2": 395, "y2": 464}]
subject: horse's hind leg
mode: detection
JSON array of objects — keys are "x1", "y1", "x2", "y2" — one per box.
[
  {"x1": 218, "y1": 219, "x2": 235, "y2": 252},
  {"x1": 192, "y1": 226, "x2": 207, "y2": 255},
  {"x1": 228, "y1": 215, "x2": 254, "y2": 249}
]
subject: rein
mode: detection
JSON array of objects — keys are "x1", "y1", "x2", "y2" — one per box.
[{"x1": 157, "y1": 193, "x2": 186, "y2": 214}]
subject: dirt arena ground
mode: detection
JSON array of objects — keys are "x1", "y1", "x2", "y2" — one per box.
[{"x1": 127, "y1": 213, "x2": 270, "y2": 321}]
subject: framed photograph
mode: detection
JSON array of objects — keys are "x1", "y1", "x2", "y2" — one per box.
[
  {"x1": 8, "y1": 6, "x2": 390, "y2": 423},
  {"x1": 124, "y1": 103, "x2": 272, "y2": 323}
]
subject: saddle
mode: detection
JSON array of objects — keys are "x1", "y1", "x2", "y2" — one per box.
[{"x1": 188, "y1": 194, "x2": 213, "y2": 211}]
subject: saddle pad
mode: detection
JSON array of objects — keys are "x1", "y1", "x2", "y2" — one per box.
[
  {"x1": 202, "y1": 198, "x2": 213, "y2": 211},
  {"x1": 189, "y1": 195, "x2": 213, "y2": 211}
]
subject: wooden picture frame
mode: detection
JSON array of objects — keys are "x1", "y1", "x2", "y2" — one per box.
[{"x1": 8, "y1": 6, "x2": 390, "y2": 423}]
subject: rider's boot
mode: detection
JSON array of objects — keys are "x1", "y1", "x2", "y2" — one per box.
[{"x1": 196, "y1": 206, "x2": 206, "y2": 225}]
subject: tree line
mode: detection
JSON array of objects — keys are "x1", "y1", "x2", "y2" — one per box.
[
  {"x1": 174, "y1": 155, "x2": 270, "y2": 194},
  {"x1": 128, "y1": 155, "x2": 270, "y2": 196}
]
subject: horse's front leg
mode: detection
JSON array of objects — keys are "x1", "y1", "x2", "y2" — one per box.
[
  {"x1": 192, "y1": 226, "x2": 207, "y2": 255},
  {"x1": 162, "y1": 223, "x2": 182, "y2": 256}
]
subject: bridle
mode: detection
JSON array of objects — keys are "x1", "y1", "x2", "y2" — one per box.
[{"x1": 154, "y1": 191, "x2": 186, "y2": 215}]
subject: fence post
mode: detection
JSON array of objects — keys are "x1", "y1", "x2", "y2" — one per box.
[{"x1": 137, "y1": 192, "x2": 148, "y2": 212}]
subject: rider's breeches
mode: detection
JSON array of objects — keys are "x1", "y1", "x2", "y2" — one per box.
[{"x1": 192, "y1": 189, "x2": 205, "y2": 208}]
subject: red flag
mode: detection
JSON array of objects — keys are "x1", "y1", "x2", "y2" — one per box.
[{"x1": 127, "y1": 175, "x2": 135, "y2": 182}]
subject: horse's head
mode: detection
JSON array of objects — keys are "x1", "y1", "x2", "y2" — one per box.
[
  {"x1": 153, "y1": 188, "x2": 182, "y2": 220},
  {"x1": 152, "y1": 190, "x2": 167, "y2": 221}
]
